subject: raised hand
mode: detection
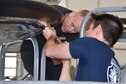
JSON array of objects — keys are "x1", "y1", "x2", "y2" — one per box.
[{"x1": 39, "y1": 21, "x2": 56, "y2": 40}]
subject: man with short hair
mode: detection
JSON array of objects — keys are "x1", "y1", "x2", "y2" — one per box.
[
  {"x1": 43, "y1": 14, "x2": 123, "y2": 83},
  {"x1": 20, "y1": 4, "x2": 89, "y2": 80}
]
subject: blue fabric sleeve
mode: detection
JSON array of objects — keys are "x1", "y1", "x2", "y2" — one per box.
[{"x1": 69, "y1": 37, "x2": 96, "y2": 59}]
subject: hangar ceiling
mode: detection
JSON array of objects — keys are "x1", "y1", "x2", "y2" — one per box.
[{"x1": 33, "y1": 0, "x2": 62, "y2": 5}]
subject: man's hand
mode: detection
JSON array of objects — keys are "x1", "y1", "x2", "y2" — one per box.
[
  {"x1": 52, "y1": 58, "x2": 62, "y2": 65},
  {"x1": 39, "y1": 21, "x2": 56, "y2": 40},
  {"x1": 43, "y1": 27, "x2": 56, "y2": 40}
]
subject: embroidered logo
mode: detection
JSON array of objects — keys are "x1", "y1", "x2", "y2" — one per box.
[{"x1": 107, "y1": 58, "x2": 120, "y2": 83}]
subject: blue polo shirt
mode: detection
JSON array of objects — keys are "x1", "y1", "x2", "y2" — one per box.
[{"x1": 69, "y1": 37, "x2": 120, "y2": 83}]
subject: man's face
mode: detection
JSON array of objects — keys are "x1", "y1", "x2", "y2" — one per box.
[{"x1": 61, "y1": 12, "x2": 83, "y2": 33}]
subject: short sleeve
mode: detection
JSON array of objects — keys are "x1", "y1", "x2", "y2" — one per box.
[{"x1": 69, "y1": 37, "x2": 96, "y2": 59}]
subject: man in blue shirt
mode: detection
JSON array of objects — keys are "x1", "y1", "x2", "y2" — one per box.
[{"x1": 42, "y1": 14, "x2": 123, "y2": 83}]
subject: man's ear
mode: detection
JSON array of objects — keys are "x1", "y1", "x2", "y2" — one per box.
[{"x1": 95, "y1": 24, "x2": 102, "y2": 35}]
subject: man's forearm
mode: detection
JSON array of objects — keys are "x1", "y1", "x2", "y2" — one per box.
[
  {"x1": 45, "y1": 35, "x2": 56, "y2": 57},
  {"x1": 45, "y1": 35, "x2": 72, "y2": 59},
  {"x1": 59, "y1": 60, "x2": 72, "y2": 81}
]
